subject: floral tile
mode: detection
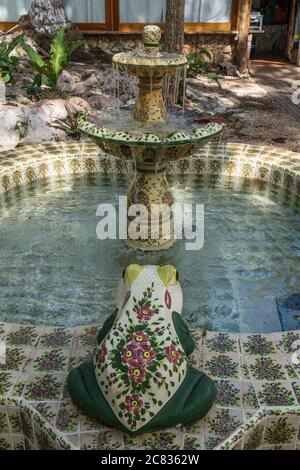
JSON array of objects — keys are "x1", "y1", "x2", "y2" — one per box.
[
  {"x1": 140, "y1": 430, "x2": 182, "y2": 451},
  {"x1": 38, "y1": 328, "x2": 73, "y2": 349},
  {"x1": 205, "y1": 407, "x2": 244, "y2": 439},
  {"x1": 31, "y1": 348, "x2": 70, "y2": 373},
  {"x1": 0, "y1": 434, "x2": 12, "y2": 450},
  {"x1": 183, "y1": 433, "x2": 203, "y2": 451},
  {"x1": 204, "y1": 353, "x2": 241, "y2": 380},
  {"x1": 24, "y1": 373, "x2": 65, "y2": 402},
  {"x1": 204, "y1": 435, "x2": 224, "y2": 450},
  {"x1": 254, "y1": 382, "x2": 298, "y2": 407},
  {"x1": 242, "y1": 423, "x2": 265, "y2": 450},
  {"x1": 204, "y1": 332, "x2": 239, "y2": 354},
  {"x1": 20, "y1": 409, "x2": 35, "y2": 442},
  {"x1": 32, "y1": 402, "x2": 58, "y2": 425},
  {"x1": 6, "y1": 326, "x2": 39, "y2": 347},
  {"x1": 291, "y1": 382, "x2": 300, "y2": 405},
  {"x1": 76, "y1": 326, "x2": 100, "y2": 348},
  {"x1": 80, "y1": 430, "x2": 123, "y2": 450},
  {"x1": 0, "y1": 347, "x2": 31, "y2": 372},
  {"x1": 240, "y1": 334, "x2": 278, "y2": 356},
  {"x1": 6, "y1": 406, "x2": 22, "y2": 433},
  {"x1": 215, "y1": 380, "x2": 242, "y2": 408},
  {"x1": 247, "y1": 356, "x2": 288, "y2": 382},
  {"x1": 33, "y1": 421, "x2": 57, "y2": 450},
  {"x1": 0, "y1": 406, "x2": 9, "y2": 433},
  {"x1": 263, "y1": 416, "x2": 299, "y2": 447},
  {"x1": 0, "y1": 372, "x2": 17, "y2": 397},
  {"x1": 278, "y1": 332, "x2": 300, "y2": 354},
  {"x1": 79, "y1": 411, "x2": 110, "y2": 432},
  {"x1": 11, "y1": 434, "x2": 25, "y2": 450},
  {"x1": 242, "y1": 382, "x2": 259, "y2": 410},
  {"x1": 123, "y1": 434, "x2": 142, "y2": 450},
  {"x1": 56, "y1": 402, "x2": 79, "y2": 433}
]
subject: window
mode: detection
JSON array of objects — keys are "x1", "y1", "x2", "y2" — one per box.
[
  {"x1": 185, "y1": 0, "x2": 232, "y2": 23},
  {"x1": 0, "y1": 0, "x2": 31, "y2": 22},
  {"x1": 65, "y1": 0, "x2": 105, "y2": 24},
  {"x1": 120, "y1": 0, "x2": 165, "y2": 24},
  {"x1": 0, "y1": 0, "x2": 237, "y2": 33}
]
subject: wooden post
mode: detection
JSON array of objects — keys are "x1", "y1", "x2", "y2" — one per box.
[
  {"x1": 286, "y1": 0, "x2": 297, "y2": 61},
  {"x1": 236, "y1": 0, "x2": 253, "y2": 74}
]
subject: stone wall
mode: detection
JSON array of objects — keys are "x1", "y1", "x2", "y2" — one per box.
[
  {"x1": 253, "y1": 24, "x2": 288, "y2": 53},
  {"x1": 86, "y1": 33, "x2": 236, "y2": 66}
]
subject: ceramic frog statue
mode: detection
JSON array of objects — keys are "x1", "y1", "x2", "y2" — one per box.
[{"x1": 68, "y1": 265, "x2": 216, "y2": 435}]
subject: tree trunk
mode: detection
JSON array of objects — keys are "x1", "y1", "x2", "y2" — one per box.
[
  {"x1": 236, "y1": 0, "x2": 253, "y2": 74},
  {"x1": 28, "y1": 0, "x2": 70, "y2": 35},
  {"x1": 165, "y1": 0, "x2": 185, "y2": 54}
]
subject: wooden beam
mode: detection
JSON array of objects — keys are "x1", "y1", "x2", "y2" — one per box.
[{"x1": 236, "y1": 0, "x2": 253, "y2": 74}]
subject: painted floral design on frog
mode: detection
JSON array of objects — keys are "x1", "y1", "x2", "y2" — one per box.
[{"x1": 95, "y1": 283, "x2": 186, "y2": 432}]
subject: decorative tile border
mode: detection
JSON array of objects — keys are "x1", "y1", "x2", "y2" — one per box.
[
  {"x1": 0, "y1": 142, "x2": 299, "y2": 197},
  {"x1": 0, "y1": 325, "x2": 300, "y2": 450}
]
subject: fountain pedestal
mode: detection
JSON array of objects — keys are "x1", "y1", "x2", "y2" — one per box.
[{"x1": 127, "y1": 162, "x2": 175, "y2": 251}]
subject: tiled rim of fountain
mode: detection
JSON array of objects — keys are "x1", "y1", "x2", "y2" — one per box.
[
  {"x1": 0, "y1": 141, "x2": 299, "y2": 194},
  {"x1": 0, "y1": 141, "x2": 300, "y2": 451}
]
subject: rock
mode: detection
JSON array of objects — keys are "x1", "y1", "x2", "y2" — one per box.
[
  {"x1": 21, "y1": 126, "x2": 66, "y2": 145},
  {"x1": 87, "y1": 94, "x2": 119, "y2": 108},
  {"x1": 57, "y1": 70, "x2": 80, "y2": 93},
  {"x1": 230, "y1": 84, "x2": 268, "y2": 99},
  {"x1": 0, "y1": 104, "x2": 26, "y2": 149},
  {"x1": 66, "y1": 97, "x2": 91, "y2": 114}
]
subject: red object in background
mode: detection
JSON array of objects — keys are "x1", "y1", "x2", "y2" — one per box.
[
  {"x1": 196, "y1": 114, "x2": 226, "y2": 124},
  {"x1": 275, "y1": 7, "x2": 289, "y2": 24}
]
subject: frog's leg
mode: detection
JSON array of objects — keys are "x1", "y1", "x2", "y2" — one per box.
[
  {"x1": 67, "y1": 360, "x2": 127, "y2": 432},
  {"x1": 97, "y1": 309, "x2": 118, "y2": 345},
  {"x1": 172, "y1": 311, "x2": 196, "y2": 356},
  {"x1": 140, "y1": 367, "x2": 216, "y2": 434}
]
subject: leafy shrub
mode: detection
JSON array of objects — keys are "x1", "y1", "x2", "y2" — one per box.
[
  {"x1": 187, "y1": 50, "x2": 221, "y2": 88},
  {"x1": 21, "y1": 28, "x2": 85, "y2": 93},
  {"x1": 0, "y1": 35, "x2": 24, "y2": 83}
]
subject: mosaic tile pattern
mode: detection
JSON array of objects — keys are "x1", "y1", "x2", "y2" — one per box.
[{"x1": 1, "y1": 325, "x2": 300, "y2": 450}]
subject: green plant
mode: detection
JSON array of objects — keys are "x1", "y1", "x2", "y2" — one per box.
[
  {"x1": 0, "y1": 34, "x2": 24, "y2": 83},
  {"x1": 21, "y1": 28, "x2": 85, "y2": 93},
  {"x1": 51, "y1": 104, "x2": 81, "y2": 140},
  {"x1": 187, "y1": 50, "x2": 221, "y2": 88}
]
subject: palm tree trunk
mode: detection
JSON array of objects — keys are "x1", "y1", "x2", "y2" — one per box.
[
  {"x1": 28, "y1": 0, "x2": 70, "y2": 35},
  {"x1": 165, "y1": 0, "x2": 185, "y2": 54}
]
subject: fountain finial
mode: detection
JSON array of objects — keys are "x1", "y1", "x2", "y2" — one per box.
[{"x1": 142, "y1": 25, "x2": 162, "y2": 57}]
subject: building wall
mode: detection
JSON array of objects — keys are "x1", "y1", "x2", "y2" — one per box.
[{"x1": 86, "y1": 33, "x2": 236, "y2": 65}]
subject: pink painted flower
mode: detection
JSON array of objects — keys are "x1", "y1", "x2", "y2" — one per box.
[
  {"x1": 138, "y1": 345, "x2": 156, "y2": 366},
  {"x1": 121, "y1": 344, "x2": 139, "y2": 365},
  {"x1": 130, "y1": 332, "x2": 149, "y2": 349},
  {"x1": 125, "y1": 394, "x2": 144, "y2": 415},
  {"x1": 95, "y1": 346, "x2": 108, "y2": 364},
  {"x1": 128, "y1": 363, "x2": 147, "y2": 384},
  {"x1": 136, "y1": 305, "x2": 155, "y2": 321},
  {"x1": 165, "y1": 343, "x2": 181, "y2": 365}
]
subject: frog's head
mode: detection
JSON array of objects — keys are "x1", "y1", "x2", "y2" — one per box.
[{"x1": 116, "y1": 264, "x2": 183, "y2": 315}]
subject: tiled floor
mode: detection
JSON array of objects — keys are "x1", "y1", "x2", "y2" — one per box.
[{"x1": 1, "y1": 323, "x2": 300, "y2": 450}]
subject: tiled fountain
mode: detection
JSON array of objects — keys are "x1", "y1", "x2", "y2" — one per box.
[
  {"x1": 0, "y1": 26, "x2": 300, "y2": 451},
  {"x1": 77, "y1": 25, "x2": 222, "y2": 251}
]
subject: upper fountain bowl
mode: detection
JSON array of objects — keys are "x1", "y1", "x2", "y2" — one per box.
[{"x1": 113, "y1": 25, "x2": 187, "y2": 77}]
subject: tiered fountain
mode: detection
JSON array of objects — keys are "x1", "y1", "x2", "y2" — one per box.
[{"x1": 78, "y1": 25, "x2": 223, "y2": 251}]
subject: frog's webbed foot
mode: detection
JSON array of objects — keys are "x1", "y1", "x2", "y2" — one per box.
[{"x1": 67, "y1": 361, "x2": 120, "y2": 430}]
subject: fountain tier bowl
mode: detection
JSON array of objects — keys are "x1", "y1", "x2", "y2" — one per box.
[{"x1": 77, "y1": 108, "x2": 223, "y2": 164}]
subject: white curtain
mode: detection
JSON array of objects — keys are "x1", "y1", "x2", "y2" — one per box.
[
  {"x1": 120, "y1": 0, "x2": 166, "y2": 23},
  {"x1": 185, "y1": 0, "x2": 232, "y2": 23},
  {"x1": 64, "y1": 0, "x2": 105, "y2": 23},
  {"x1": 0, "y1": 0, "x2": 31, "y2": 21}
]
